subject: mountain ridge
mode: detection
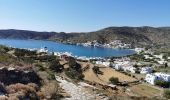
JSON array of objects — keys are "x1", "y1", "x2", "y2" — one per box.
[{"x1": 0, "y1": 26, "x2": 169, "y2": 50}]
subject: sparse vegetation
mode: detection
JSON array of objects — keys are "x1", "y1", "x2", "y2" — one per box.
[
  {"x1": 14, "y1": 48, "x2": 37, "y2": 57},
  {"x1": 155, "y1": 80, "x2": 170, "y2": 88},
  {"x1": 65, "y1": 58, "x2": 84, "y2": 80},
  {"x1": 109, "y1": 77, "x2": 119, "y2": 85},
  {"x1": 92, "y1": 66, "x2": 103, "y2": 75},
  {"x1": 0, "y1": 46, "x2": 65, "y2": 99},
  {"x1": 35, "y1": 63, "x2": 45, "y2": 71},
  {"x1": 163, "y1": 89, "x2": 170, "y2": 99},
  {"x1": 49, "y1": 59, "x2": 64, "y2": 73}
]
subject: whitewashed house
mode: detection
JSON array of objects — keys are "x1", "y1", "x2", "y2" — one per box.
[
  {"x1": 63, "y1": 52, "x2": 72, "y2": 57},
  {"x1": 144, "y1": 55, "x2": 153, "y2": 59},
  {"x1": 154, "y1": 54, "x2": 163, "y2": 59},
  {"x1": 145, "y1": 74, "x2": 159, "y2": 85},
  {"x1": 134, "y1": 48, "x2": 145, "y2": 53},
  {"x1": 168, "y1": 57, "x2": 170, "y2": 60},
  {"x1": 76, "y1": 56, "x2": 90, "y2": 61},
  {"x1": 157, "y1": 60, "x2": 167, "y2": 65},
  {"x1": 140, "y1": 67, "x2": 154, "y2": 74},
  {"x1": 145, "y1": 73, "x2": 170, "y2": 85},
  {"x1": 124, "y1": 66, "x2": 136, "y2": 73},
  {"x1": 114, "y1": 64, "x2": 123, "y2": 71},
  {"x1": 154, "y1": 72, "x2": 170, "y2": 82},
  {"x1": 96, "y1": 61, "x2": 103, "y2": 65},
  {"x1": 37, "y1": 47, "x2": 48, "y2": 53},
  {"x1": 54, "y1": 52, "x2": 61, "y2": 56},
  {"x1": 95, "y1": 61, "x2": 110, "y2": 66}
]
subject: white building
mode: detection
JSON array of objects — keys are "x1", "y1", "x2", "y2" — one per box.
[
  {"x1": 154, "y1": 72, "x2": 170, "y2": 82},
  {"x1": 114, "y1": 64, "x2": 123, "y2": 71},
  {"x1": 145, "y1": 73, "x2": 170, "y2": 85},
  {"x1": 168, "y1": 57, "x2": 170, "y2": 60},
  {"x1": 157, "y1": 60, "x2": 167, "y2": 65},
  {"x1": 37, "y1": 47, "x2": 48, "y2": 53},
  {"x1": 145, "y1": 74, "x2": 159, "y2": 85},
  {"x1": 95, "y1": 61, "x2": 110, "y2": 67},
  {"x1": 134, "y1": 48, "x2": 145, "y2": 53},
  {"x1": 144, "y1": 55, "x2": 153, "y2": 59},
  {"x1": 62, "y1": 52, "x2": 72, "y2": 57},
  {"x1": 53, "y1": 52, "x2": 61, "y2": 56},
  {"x1": 140, "y1": 67, "x2": 154, "y2": 74},
  {"x1": 76, "y1": 56, "x2": 90, "y2": 61},
  {"x1": 123, "y1": 66, "x2": 136, "y2": 73},
  {"x1": 154, "y1": 54, "x2": 163, "y2": 59}
]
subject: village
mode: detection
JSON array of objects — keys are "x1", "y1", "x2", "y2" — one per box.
[
  {"x1": 35, "y1": 45, "x2": 170, "y2": 98},
  {"x1": 51, "y1": 47, "x2": 170, "y2": 85},
  {"x1": 77, "y1": 40, "x2": 131, "y2": 49}
]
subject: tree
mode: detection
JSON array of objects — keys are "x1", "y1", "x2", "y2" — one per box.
[
  {"x1": 109, "y1": 77, "x2": 119, "y2": 85},
  {"x1": 165, "y1": 63, "x2": 168, "y2": 68},
  {"x1": 92, "y1": 66, "x2": 103, "y2": 75},
  {"x1": 49, "y1": 60, "x2": 64, "y2": 73},
  {"x1": 65, "y1": 58, "x2": 84, "y2": 80},
  {"x1": 68, "y1": 57, "x2": 81, "y2": 71},
  {"x1": 65, "y1": 68, "x2": 84, "y2": 80}
]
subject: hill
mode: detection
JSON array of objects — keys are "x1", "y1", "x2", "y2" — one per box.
[{"x1": 0, "y1": 27, "x2": 169, "y2": 50}]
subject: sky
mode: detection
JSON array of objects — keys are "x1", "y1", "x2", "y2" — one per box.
[{"x1": 0, "y1": 0, "x2": 170, "y2": 32}]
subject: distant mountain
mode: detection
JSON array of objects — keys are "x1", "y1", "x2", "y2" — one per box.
[
  {"x1": 0, "y1": 27, "x2": 169, "y2": 49},
  {"x1": 0, "y1": 29, "x2": 55, "y2": 39}
]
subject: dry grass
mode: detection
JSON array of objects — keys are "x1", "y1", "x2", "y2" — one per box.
[
  {"x1": 130, "y1": 83, "x2": 162, "y2": 97},
  {"x1": 6, "y1": 83, "x2": 39, "y2": 99},
  {"x1": 81, "y1": 62, "x2": 136, "y2": 85}
]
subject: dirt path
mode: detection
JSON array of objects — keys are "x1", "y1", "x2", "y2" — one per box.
[{"x1": 55, "y1": 76, "x2": 109, "y2": 100}]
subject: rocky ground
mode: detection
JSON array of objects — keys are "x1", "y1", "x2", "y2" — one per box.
[{"x1": 55, "y1": 76, "x2": 109, "y2": 100}]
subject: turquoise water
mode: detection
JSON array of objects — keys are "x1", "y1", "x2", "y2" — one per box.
[{"x1": 0, "y1": 39, "x2": 135, "y2": 57}]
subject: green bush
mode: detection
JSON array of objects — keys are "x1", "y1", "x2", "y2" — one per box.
[
  {"x1": 47, "y1": 70, "x2": 55, "y2": 80},
  {"x1": 35, "y1": 64, "x2": 45, "y2": 71},
  {"x1": 49, "y1": 60, "x2": 64, "y2": 73},
  {"x1": 68, "y1": 57, "x2": 82, "y2": 71},
  {"x1": 132, "y1": 75, "x2": 135, "y2": 78},
  {"x1": 36, "y1": 55, "x2": 56, "y2": 62},
  {"x1": 0, "y1": 45, "x2": 10, "y2": 52},
  {"x1": 92, "y1": 66, "x2": 103, "y2": 75},
  {"x1": 14, "y1": 48, "x2": 37, "y2": 57},
  {"x1": 155, "y1": 80, "x2": 170, "y2": 88},
  {"x1": 65, "y1": 68, "x2": 84, "y2": 80},
  {"x1": 109, "y1": 77, "x2": 119, "y2": 85},
  {"x1": 65, "y1": 58, "x2": 84, "y2": 80}
]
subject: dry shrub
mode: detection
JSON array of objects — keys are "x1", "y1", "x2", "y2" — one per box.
[
  {"x1": 6, "y1": 83, "x2": 36, "y2": 94},
  {"x1": 27, "y1": 83, "x2": 39, "y2": 91},
  {"x1": 41, "y1": 81, "x2": 59, "y2": 98},
  {"x1": 37, "y1": 91, "x2": 45, "y2": 99},
  {"x1": 6, "y1": 83, "x2": 38, "y2": 99}
]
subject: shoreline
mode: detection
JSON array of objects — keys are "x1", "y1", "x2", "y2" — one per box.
[{"x1": 0, "y1": 38, "x2": 136, "y2": 58}]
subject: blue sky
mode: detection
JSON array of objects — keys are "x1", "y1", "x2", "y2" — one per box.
[{"x1": 0, "y1": 0, "x2": 170, "y2": 32}]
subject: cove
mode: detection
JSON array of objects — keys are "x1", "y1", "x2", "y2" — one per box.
[{"x1": 0, "y1": 39, "x2": 135, "y2": 57}]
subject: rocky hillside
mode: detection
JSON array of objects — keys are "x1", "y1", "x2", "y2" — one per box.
[
  {"x1": 0, "y1": 27, "x2": 169, "y2": 49},
  {"x1": 60, "y1": 27, "x2": 170, "y2": 49}
]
